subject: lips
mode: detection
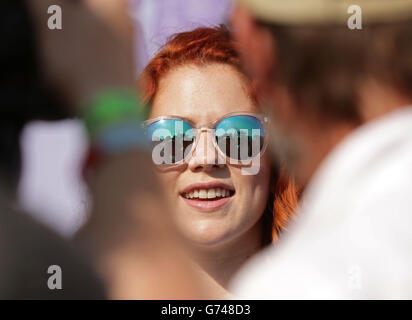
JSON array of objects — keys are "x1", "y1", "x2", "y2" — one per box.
[
  {"x1": 182, "y1": 187, "x2": 232, "y2": 199},
  {"x1": 180, "y1": 182, "x2": 235, "y2": 212}
]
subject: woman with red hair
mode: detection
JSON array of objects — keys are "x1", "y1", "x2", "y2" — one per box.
[{"x1": 139, "y1": 26, "x2": 299, "y2": 298}]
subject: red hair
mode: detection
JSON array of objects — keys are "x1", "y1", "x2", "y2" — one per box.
[{"x1": 139, "y1": 26, "x2": 299, "y2": 243}]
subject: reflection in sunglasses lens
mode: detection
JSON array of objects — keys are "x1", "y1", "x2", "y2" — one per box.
[
  {"x1": 216, "y1": 116, "x2": 264, "y2": 161},
  {"x1": 147, "y1": 120, "x2": 194, "y2": 164}
]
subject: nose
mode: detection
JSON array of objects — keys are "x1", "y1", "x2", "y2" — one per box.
[{"x1": 188, "y1": 130, "x2": 225, "y2": 172}]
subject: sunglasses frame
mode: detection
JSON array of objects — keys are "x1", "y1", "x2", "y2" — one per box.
[{"x1": 143, "y1": 111, "x2": 270, "y2": 167}]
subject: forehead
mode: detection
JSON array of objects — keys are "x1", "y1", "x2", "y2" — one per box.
[{"x1": 150, "y1": 63, "x2": 257, "y2": 124}]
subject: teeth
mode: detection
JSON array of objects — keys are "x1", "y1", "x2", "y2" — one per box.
[
  {"x1": 199, "y1": 189, "x2": 207, "y2": 199},
  {"x1": 184, "y1": 188, "x2": 232, "y2": 199},
  {"x1": 207, "y1": 189, "x2": 216, "y2": 199}
]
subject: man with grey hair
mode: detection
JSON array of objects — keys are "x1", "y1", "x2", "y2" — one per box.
[{"x1": 230, "y1": 0, "x2": 412, "y2": 298}]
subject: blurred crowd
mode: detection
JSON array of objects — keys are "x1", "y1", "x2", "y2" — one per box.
[{"x1": 1, "y1": 0, "x2": 412, "y2": 299}]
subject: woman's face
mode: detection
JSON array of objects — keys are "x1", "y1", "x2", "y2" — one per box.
[{"x1": 150, "y1": 63, "x2": 271, "y2": 247}]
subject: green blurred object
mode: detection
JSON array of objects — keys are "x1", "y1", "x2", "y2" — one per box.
[{"x1": 83, "y1": 89, "x2": 149, "y2": 140}]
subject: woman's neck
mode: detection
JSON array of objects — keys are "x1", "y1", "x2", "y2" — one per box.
[{"x1": 187, "y1": 219, "x2": 264, "y2": 297}]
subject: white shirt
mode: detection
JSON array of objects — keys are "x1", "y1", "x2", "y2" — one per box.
[{"x1": 231, "y1": 107, "x2": 412, "y2": 299}]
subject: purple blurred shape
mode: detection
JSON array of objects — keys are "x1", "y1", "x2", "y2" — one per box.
[{"x1": 129, "y1": 0, "x2": 233, "y2": 72}]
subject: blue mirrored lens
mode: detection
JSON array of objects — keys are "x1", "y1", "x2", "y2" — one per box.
[
  {"x1": 146, "y1": 119, "x2": 194, "y2": 164},
  {"x1": 215, "y1": 115, "x2": 265, "y2": 160}
]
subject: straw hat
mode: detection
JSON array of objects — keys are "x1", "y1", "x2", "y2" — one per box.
[{"x1": 236, "y1": 0, "x2": 412, "y2": 25}]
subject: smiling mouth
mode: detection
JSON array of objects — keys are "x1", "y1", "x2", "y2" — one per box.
[
  {"x1": 180, "y1": 185, "x2": 235, "y2": 212},
  {"x1": 181, "y1": 187, "x2": 235, "y2": 200}
]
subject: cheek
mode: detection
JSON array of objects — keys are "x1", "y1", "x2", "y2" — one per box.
[
  {"x1": 231, "y1": 156, "x2": 272, "y2": 220},
  {"x1": 155, "y1": 171, "x2": 179, "y2": 204},
  {"x1": 239, "y1": 154, "x2": 271, "y2": 194}
]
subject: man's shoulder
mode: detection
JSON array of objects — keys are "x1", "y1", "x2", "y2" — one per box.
[{"x1": 230, "y1": 241, "x2": 343, "y2": 299}]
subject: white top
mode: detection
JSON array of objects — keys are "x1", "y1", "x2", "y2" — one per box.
[{"x1": 230, "y1": 107, "x2": 412, "y2": 299}]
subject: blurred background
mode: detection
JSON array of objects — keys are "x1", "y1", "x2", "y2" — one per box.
[{"x1": 18, "y1": 0, "x2": 233, "y2": 237}]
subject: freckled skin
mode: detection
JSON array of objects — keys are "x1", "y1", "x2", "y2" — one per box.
[{"x1": 150, "y1": 63, "x2": 271, "y2": 247}]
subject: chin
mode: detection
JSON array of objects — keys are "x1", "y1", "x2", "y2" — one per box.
[{"x1": 179, "y1": 222, "x2": 235, "y2": 248}]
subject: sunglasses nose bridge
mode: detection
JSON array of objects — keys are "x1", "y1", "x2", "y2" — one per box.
[
  {"x1": 198, "y1": 127, "x2": 212, "y2": 133},
  {"x1": 188, "y1": 129, "x2": 224, "y2": 168},
  {"x1": 194, "y1": 129, "x2": 216, "y2": 157}
]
